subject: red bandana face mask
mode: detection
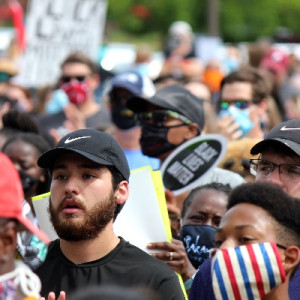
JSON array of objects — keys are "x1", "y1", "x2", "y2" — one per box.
[{"x1": 61, "y1": 81, "x2": 89, "y2": 105}]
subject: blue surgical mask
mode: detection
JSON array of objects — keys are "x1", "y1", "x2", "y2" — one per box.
[
  {"x1": 219, "y1": 106, "x2": 254, "y2": 137},
  {"x1": 45, "y1": 89, "x2": 68, "y2": 114}
]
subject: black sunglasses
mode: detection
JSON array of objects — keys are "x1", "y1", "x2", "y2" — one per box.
[{"x1": 61, "y1": 75, "x2": 88, "y2": 83}]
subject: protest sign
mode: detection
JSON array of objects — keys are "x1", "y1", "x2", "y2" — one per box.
[
  {"x1": 160, "y1": 134, "x2": 227, "y2": 195},
  {"x1": 18, "y1": 0, "x2": 107, "y2": 87}
]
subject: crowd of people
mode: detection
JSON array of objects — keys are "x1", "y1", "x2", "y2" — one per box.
[{"x1": 1, "y1": 20, "x2": 300, "y2": 299}]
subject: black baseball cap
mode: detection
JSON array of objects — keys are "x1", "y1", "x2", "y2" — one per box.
[
  {"x1": 38, "y1": 129, "x2": 130, "y2": 181},
  {"x1": 251, "y1": 119, "x2": 300, "y2": 156},
  {"x1": 127, "y1": 84, "x2": 205, "y2": 132}
]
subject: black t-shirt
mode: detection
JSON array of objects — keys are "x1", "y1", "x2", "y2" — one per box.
[{"x1": 35, "y1": 238, "x2": 185, "y2": 300}]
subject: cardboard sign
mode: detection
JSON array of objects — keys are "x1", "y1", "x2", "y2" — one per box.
[
  {"x1": 160, "y1": 134, "x2": 227, "y2": 195},
  {"x1": 17, "y1": 0, "x2": 107, "y2": 87}
]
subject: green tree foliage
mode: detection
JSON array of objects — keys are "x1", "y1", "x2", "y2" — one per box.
[{"x1": 107, "y1": 0, "x2": 300, "y2": 42}]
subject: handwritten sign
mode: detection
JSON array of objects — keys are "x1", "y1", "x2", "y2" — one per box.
[
  {"x1": 18, "y1": 0, "x2": 107, "y2": 87},
  {"x1": 160, "y1": 134, "x2": 227, "y2": 195}
]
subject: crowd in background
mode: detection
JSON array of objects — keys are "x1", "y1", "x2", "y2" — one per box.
[{"x1": 0, "y1": 20, "x2": 300, "y2": 299}]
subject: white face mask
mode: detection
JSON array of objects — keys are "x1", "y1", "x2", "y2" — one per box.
[
  {"x1": 211, "y1": 242, "x2": 286, "y2": 300},
  {"x1": 0, "y1": 260, "x2": 41, "y2": 300}
]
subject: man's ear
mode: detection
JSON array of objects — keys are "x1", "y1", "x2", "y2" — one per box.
[
  {"x1": 184, "y1": 123, "x2": 199, "y2": 140},
  {"x1": 115, "y1": 181, "x2": 129, "y2": 205},
  {"x1": 283, "y1": 246, "x2": 300, "y2": 275},
  {"x1": 257, "y1": 98, "x2": 268, "y2": 115}
]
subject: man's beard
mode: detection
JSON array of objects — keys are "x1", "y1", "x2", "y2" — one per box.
[{"x1": 49, "y1": 191, "x2": 116, "y2": 241}]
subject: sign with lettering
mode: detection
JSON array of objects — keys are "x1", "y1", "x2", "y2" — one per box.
[
  {"x1": 18, "y1": 0, "x2": 107, "y2": 87},
  {"x1": 160, "y1": 134, "x2": 227, "y2": 195}
]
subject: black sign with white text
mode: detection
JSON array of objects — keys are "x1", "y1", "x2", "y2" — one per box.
[{"x1": 160, "y1": 135, "x2": 227, "y2": 195}]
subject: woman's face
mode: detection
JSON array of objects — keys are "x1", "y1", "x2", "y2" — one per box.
[{"x1": 182, "y1": 189, "x2": 228, "y2": 228}]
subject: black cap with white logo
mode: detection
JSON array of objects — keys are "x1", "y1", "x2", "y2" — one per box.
[
  {"x1": 251, "y1": 119, "x2": 300, "y2": 156},
  {"x1": 38, "y1": 129, "x2": 130, "y2": 181}
]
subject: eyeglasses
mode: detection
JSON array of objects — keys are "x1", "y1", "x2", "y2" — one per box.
[
  {"x1": 61, "y1": 75, "x2": 89, "y2": 83},
  {"x1": 220, "y1": 99, "x2": 252, "y2": 110},
  {"x1": 136, "y1": 110, "x2": 192, "y2": 127},
  {"x1": 249, "y1": 158, "x2": 300, "y2": 181}
]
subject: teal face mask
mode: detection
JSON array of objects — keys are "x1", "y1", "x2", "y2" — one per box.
[{"x1": 218, "y1": 106, "x2": 254, "y2": 137}]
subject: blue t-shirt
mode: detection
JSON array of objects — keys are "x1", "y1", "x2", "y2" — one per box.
[{"x1": 123, "y1": 149, "x2": 160, "y2": 170}]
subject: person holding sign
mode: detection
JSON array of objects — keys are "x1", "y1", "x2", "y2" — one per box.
[
  {"x1": 127, "y1": 85, "x2": 244, "y2": 293},
  {"x1": 127, "y1": 85, "x2": 244, "y2": 213},
  {"x1": 36, "y1": 128, "x2": 184, "y2": 300}
]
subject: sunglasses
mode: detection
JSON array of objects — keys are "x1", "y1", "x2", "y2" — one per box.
[
  {"x1": 61, "y1": 75, "x2": 89, "y2": 83},
  {"x1": 219, "y1": 99, "x2": 252, "y2": 110},
  {"x1": 0, "y1": 72, "x2": 12, "y2": 83},
  {"x1": 136, "y1": 110, "x2": 192, "y2": 126}
]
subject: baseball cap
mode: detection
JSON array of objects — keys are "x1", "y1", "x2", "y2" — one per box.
[
  {"x1": 38, "y1": 129, "x2": 130, "y2": 181},
  {"x1": 110, "y1": 72, "x2": 144, "y2": 96},
  {"x1": 0, "y1": 153, "x2": 50, "y2": 244},
  {"x1": 127, "y1": 84, "x2": 205, "y2": 131},
  {"x1": 251, "y1": 119, "x2": 300, "y2": 156},
  {"x1": 260, "y1": 48, "x2": 289, "y2": 75},
  {"x1": 169, "y1": 21, "x2": 192, "y2": 36}
]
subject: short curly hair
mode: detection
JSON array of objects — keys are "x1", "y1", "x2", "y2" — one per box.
[
  {"x1": 227, "y1": 182, "x2": 300, "y2": 247},
  {"x1": 181, "y1": 182, "x2": 232, "y2": 219}
]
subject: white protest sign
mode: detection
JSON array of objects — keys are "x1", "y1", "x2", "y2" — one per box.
[
  {"x1": 160, "y1": 134, "x2": 227, "y2": 195},
  {"x1": 114, "y1": 167, "x2": 170, "y2": 252},
  {"x1": 32, "y1": 192, "x2": 57, "y2": 241},
  {"x1": 18, "y1": 0, "x2": 107, "y2": 87}
]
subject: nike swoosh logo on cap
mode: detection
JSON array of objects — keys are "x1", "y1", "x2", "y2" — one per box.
[
  {"x1": 64, "y1": 136, "x2": 91, "y2": 144},
  {"x1": 280, "y1": 126, "x2": 300, "y2": 131}
]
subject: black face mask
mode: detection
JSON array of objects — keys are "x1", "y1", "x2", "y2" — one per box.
[
  {"x1": 111, "y1": 104, "x2": 137, "y2": 130},
  {"x1": 140, "y1": 123, "x2": 186, "y2": 158},
  {"x1": 180, "y1": 224, "x2": 217, "y2": 269},
  {"x1": 18, "y1": 170, "x2": 38, "y2": 193}
]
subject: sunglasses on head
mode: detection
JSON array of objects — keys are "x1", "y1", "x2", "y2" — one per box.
[
  {"x1": 61, "y1": 75, "x2": 88, "y2": 83},
  {"x1": 219, "y1": 99, "x2": 252, "y2": 110},
  {"x1": 136, "y1": 110, "x2": 192, "y2": 126}
]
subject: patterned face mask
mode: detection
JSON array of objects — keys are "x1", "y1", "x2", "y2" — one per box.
[
  {"x1": 211, "y1": 242, "x2": 286, "y2": 300},
  {"x1": 180, "y1": 224, "x2": 216, "y2": 269},
  {"x1": 61, "y1": 81, "x2": 89, "y2": 105}
]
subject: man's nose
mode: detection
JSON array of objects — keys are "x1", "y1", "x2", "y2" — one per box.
[
  {"x1": 219, "y1": 239, "x2": 237, "y2": 250},
  {"x1": 64, "y1": 176, "x2": 80, "y2": 194}
]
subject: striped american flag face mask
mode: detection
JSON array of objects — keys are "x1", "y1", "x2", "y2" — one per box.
[{"x1": 211, "y1": 242, "x2": 286, "y2": 300}]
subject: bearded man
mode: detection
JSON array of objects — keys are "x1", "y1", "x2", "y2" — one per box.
[{"x1": 36, "y1": 129, "x2": 184, "y2": 300}]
